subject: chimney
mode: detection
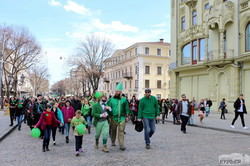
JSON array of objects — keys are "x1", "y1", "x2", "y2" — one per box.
[{"x1": 159, "y1": 39, "x2": 164, "y2": 43}]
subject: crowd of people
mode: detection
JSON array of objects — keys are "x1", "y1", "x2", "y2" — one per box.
[{"x1": 2, "y1": 83, "x2": 248, "y2": 156}]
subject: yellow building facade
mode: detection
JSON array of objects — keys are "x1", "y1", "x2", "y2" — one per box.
[
  {"x1": 101, "y1": 40, "x2": 171, "y2": 100},
  {"x1": 170, "y1": 0, "x2": 250, "y2": 112}
]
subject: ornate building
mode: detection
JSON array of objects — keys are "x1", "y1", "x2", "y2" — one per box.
[
  {"x1": 170, "y1": 0, "x2": 250, "y2": 111},
  {"x1": 100, "y1": 39, "x2": 171, "y2": 100}
]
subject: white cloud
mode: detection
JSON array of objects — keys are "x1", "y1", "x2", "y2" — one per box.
[
  {"x1": 48, "y1": 0, "x2": 62, "y2": 6},
  {"x1": 92, "y1": 19, "x2": 139, "y2": 32},
  {"x1": 63, "y1": 0, "x2": 92, "y2": 16},
  {"x1": 152, "y1": 22, "x2": 167, "y2": 27}
]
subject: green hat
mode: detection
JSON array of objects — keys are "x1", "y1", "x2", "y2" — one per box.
[
  {"x1": 115, "y1": 83, "x2": 123, "y2": 91},
  {"x1": 94, "y1": 92, "x2": 102, "y2": 99}
]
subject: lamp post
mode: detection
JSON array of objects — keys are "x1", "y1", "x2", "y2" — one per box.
[{"x1": 18, "y1": 74, "x2": 25, "y2": 99}]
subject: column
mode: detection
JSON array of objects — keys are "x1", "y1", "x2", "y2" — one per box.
[{"x1": 219, "y1": 29, "x2": 224, "y2": 59}]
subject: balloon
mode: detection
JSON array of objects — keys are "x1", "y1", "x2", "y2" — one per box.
[
  {"x1": 76, "y1": 124, "x2": 86, "y2": 134},
  {"x1": 31, "y1": 128, "x2": 41, "y2": 138}
]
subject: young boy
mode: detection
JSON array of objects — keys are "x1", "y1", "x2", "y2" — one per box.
[
  {"x1": 205, "y1": 104, "x2": 210, "y2": 117},
  {"x1": 70, "y1": 110, "x2": 87, "y2": 156}
]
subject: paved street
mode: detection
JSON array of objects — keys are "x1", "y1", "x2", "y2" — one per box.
[{"x1": 1, "y1": 118, "x2": 250, "y2": 166}]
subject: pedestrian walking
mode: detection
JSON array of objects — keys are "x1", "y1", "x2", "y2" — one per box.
[
  {"x1": 107, "y1": 83, "x2": 130, "y2": 151},
  {"x1": 138, "y1": 88, "x2": 160, "y2": 149},
  {"x1": 129, "y1": 95, "x2": 139, "y2": 124},
  {"x1": 51, "y1": 102, "x2": 64, "y2": 145},
  {"x1": 92, "y1": 95, "x2": 111, "y2": 152},
  {"x1": 205, "y1": 104, "x2": 210, "y2": 117},
  {"x1": 177, "y1": 94, "x2": 191, "y2": 134},
  {"x1": 198, "y1": 99, "x2": 205, "y2": 124},
  {"x1": 231, "y1": 94, "x2": 248, "y2": 129},
  {"x1": 34, "y1": 104, "x2": 62, "y2": 152},
  {"x1": 161, "y1": 99, "x2": 168, "y2": 124},
  {"x1": 188, "y1": 100, "x2": 195, "y2": 125},
  {"x1": 62, "y1": 100, "x2": 75, "y2": 143},
  {"x1": 71, "y1": 95, "x2": 82, "y2": 113},
  {"x1": 81, "y1": 98, "x2": 92, "y2": 134},
  {"x1": 16, "y1": 100, "x2": 24, "y2": 130},
  {"x1": 169, "y1": 99, "x2": 179, "y2": 124},
  {"x1": 219, "y1": 98, "x2": 226, "y2": 120},
  {"x1": 70, "y1": 110, "x2": 87, "y2": 156},
  {"x1": 9, "y1": 97, "x2": 17, "y2": 126}
]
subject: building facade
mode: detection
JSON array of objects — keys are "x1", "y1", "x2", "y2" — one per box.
[
  {"x1": 170, "y1": 0, "x2": 250, "y2": 111},
  {"x1": 100, "y1": 39, "x2": 171, "y2": 100}
]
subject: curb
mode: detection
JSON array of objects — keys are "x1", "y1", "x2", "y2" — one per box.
[
  {"x1": 164, "y1": 120, "x2": 250, "y2": 136},
  {"x1": 0, "y1": 124, "x2": 18, "y2": 142}
]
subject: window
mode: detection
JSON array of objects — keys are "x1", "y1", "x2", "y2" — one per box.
[
  {"x1": 192, "y1": 40, "x2": 198, "y2": 64},
  {"x1": 181, "y1": 17, "x2": 186, "y2": 31},
  {"x1": 181, "y1": 43, "x2": 191, "y2": 65},
  {"x1": 157, "y1": 48, "x2": 161, "y2": 56},
  {"x1": 130, "y1": 51, "x2": 132, "y2": 57},
  {"x1": 130, "y1": 80, "x2": 132, "y2": 89},
  {"x1": 157, "y1": 67, "x2": 162, "y2": 75},
  {"x1": 181, "y1": 39, "x2": 206, "y2": 65},
  {"x1": 199, "y1": 39, "x2": 205, "y2": 61},
  {"x1": 135, "y1": 80, "x2": 138, "y2": 89},
  {"x1": 145, "y1": 47, "x2": 149, "y2": 54},
  {"x1": 157, "y1": 80, "x2": 162, "y2": 89},
  {"x1": 125, "y1": 81, "x2": 127, "y2": 89},
  {"x1": 135, "y1": 66, "x2": 138, "y2": 75},
  {"x1": 224, "y1": 31, "x2": 227, "y2": 55},
  {"x1": 145, "y1": 66, "x2": 150, "y2": 74},
  {"x1": 205, "y1": 3, "x2": 210, "y2": 10},
  {"x1": 246, "y1": 23, "x2": 250, "y2": 51},
  {"x1": 192, "y1": 11, "x2": 197, "y2": 25},
  {"x1": 145, "y1": 80, "x2": 150, "y2": 88},
  {"x1": 169, "y1": 50, "x2": 171, "y2": 56},
  {"x1": 135, "y1": 48, "x2": 137, "y2": 55}
]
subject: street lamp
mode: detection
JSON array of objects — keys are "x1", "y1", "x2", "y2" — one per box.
[{"x1": 18, "y1": 74, "x2": 25, "y2": 98}]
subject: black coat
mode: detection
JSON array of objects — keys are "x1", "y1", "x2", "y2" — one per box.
[{"x1": 234, "y1": 98, "x2": 247, "y2": 114}]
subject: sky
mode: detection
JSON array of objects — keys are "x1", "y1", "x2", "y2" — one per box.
[{"x1": 0, "y1": 0, "x2": 171, "y2": 86}]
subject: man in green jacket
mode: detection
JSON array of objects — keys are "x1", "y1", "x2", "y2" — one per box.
[
  {"x1": 107, "y1": 83, "x2": 130, "y2": 151},
  {"x1": 138, "y1": 88, "x2": 160, "y2": 149},
  {"x1": 92, "y1": 94, "x2": 111, "y2": 152}
]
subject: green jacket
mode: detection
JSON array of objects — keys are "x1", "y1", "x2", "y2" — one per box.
[
  {"x1": 138, "y1": 96, "x2": 160, "y2": 119},
  {"x1": 70, "y1": 116, "x2": 87, "y2": 136},
  {"x1": 92, "y1": 102, "x2": 110, "y2": 127},
  {"x1": 107, "y1": 97, "x2": 130, "y2": 124},
  {"x1": 81, "y1": 104, "x2": 91, "y2": 116}
]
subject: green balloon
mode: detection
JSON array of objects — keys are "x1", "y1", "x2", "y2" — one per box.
[
  {"x1": 31, "y1": 128, "x2": 41, "y2": 138},
  {"x1": 76, "y1": 124, "x2": 86, "y2": 134}
]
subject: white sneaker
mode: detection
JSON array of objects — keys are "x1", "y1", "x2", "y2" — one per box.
[
  {"x1": 231, "y1": 125, "x2": 235, "y2": 129},
  {"x1": 243, "y1": 126, "x2": 248, "y2": 130},
  {"x1": 53, "y1": 141, "x2": 56, "y2": 145}
]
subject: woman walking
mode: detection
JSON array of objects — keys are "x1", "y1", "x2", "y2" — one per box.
[
  {"x1": 9, "y1": 97, "x2": 17, "y2": 126},
  {"x1": 51, "y1": 102, "x2": 64, "y2": 145},
  {"x1": 16, "y1": 100, "x2": 24, "y2": 130},
  {"x1": 81, "y1": 98, "x2": 92, "y2": 134},
  {"x1": 62, "y1": 100, "x2": 75, "y2": 143},
  {"x1": 35, "y1": 104, "x2": 62, "y2": 152},
  {"x1": 161, "y1": 99, "x2": 168, "y2": 124}
]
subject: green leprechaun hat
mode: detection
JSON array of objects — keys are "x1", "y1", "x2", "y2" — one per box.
[
  {"x1": 94, "y1": 92, "x2": 102, "y2": 99},
  {"x1": 116, "y1": 83, "x2": 123, "y2": 91}
]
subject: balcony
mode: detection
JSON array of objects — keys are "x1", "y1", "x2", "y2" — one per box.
[
  {"x1": 103, "y1": 78, "x2": 110, "y2": 83},
  {"x1": 185, "y1": 0, "x2": 197, "y2": 8},
  {"x1": 123, "y1": 72, "x2": 133, "y2": 79},
  {"x1": 204, "y1": 1, "x2": 234, "y2": 30}
]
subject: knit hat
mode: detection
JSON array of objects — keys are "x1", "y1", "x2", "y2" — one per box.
[{"x1": 115, "y1": 83, "x2": 123, "y2": 91}]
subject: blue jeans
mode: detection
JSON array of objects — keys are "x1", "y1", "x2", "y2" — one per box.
[
  {"x1": 143, "y1": 118, "x2": 156, "y2": 145},
  {"x1": 65, "y1": 123, "x2": 70, "y2": 137},
  {"x1": 43, "y1": 125, "x2": 52, "y2": 149},
  {"x1": 86, "y1": 116, "x2": 91, "y2": 127},
  {"x1": 17, "y1": 115, "x2": 23, "y2": 128}
]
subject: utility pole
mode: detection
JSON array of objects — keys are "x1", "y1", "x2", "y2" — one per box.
[{"x1": 0, "y1": 32, "x2": 5, "y2": 109}]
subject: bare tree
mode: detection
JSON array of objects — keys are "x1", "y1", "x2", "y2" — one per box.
[
  {"x1": 28, "y1": 64, "x2": 49, "y2": 96},
  {"x1": 69, "y1": 34, "x2": 114, "y2": 94},
  {"x1": 0, "y1": 25, "x2": 41, "y2": 98}
]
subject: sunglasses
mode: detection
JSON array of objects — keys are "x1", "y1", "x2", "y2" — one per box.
[{"x1": 145, "y1": 91, "x2": 151, "y2": 94}]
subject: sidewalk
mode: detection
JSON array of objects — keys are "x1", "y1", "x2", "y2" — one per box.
[
  {"x1": 165, "y1": 111, "x2": 250, "y2": 135},
  {"x1": 0, "y1": 110, "x2": 18, "y2": 142}
]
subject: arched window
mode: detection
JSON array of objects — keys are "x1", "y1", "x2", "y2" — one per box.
[
  {"x1": 246, "y1": 23, "x2": 250, "y2": 52},
  {"x1": 181, "y1": 43, "x2": 191, "y2": 65}
]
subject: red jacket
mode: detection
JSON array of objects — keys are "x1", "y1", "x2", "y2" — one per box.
[
  {"x1": 62, "y1": 106, "x2": 75, "y2": 123},
  {"x1": 35, "y1": 111, "x2": 61, "y2": 130}
]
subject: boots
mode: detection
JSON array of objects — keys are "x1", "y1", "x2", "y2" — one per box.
[
  {"x1": 95, "y1": 141, "x2": 99, "y2": 149},
  {"x1": 102, "y1": 145, "x2": 109, "y2": 152},
  {"x1": 66, "y1": 136, "x2": 69, "y2": 143},
  {"x1": 46, "y1": 139, "x2": 50, "y2": 151},
  {"x1": 88, "y1": 127, "x2": 91, "y2": 134}
]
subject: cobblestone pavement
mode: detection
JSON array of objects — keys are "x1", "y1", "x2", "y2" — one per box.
[
  {"x1": 1, "y1": 121, "x2": 250, "y2": 166},
  {"x1": 0, "y1": 110, "x2": 17, "y2": 140}
]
